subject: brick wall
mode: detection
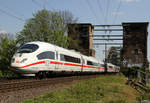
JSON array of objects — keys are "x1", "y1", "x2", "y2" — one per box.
[
  {"x1": 68, "y1": 23, "x2": 95, "y2": 56},
  {"x1": 122, "y1": 22, "x2": 149, "y2": 68}
]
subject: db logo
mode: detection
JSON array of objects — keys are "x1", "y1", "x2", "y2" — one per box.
[
  {"x1": 45, "y1": 60, "x2": 50, "y2": 65},
  {"x1": 16, "y1": 60, "x2": 19, "y2": 63}
]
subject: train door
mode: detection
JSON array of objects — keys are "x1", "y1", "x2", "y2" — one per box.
[
  {"x1": 54, "y1": 51, "x2": 58, "y2": 70},
  {"x1": 81, "y1": 56, "x2": 84, "y2": 72},
  {"x1": 54, "y1": 51, "x2": 64, "y2": 71},
  {"x1": 55, "y1": 51, "x2": 60, "y2": 70}
]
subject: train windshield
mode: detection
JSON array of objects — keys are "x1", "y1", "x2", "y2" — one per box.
[{"x1": 17, "y1": 44, "x2": 39, "y2": 53}]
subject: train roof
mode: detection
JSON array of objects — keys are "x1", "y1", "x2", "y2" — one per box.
[
  {"x1": 26, "y1": 41, "x2": 53, "y2": 46},
  {"x1": 24, "y1": 41, "x2": 104, "y2": 63},
  {"x1": 25, "y1": 41, "x2": 82, "y2": 56}
]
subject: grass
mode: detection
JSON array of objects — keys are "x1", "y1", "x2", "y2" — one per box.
[
  {"x1": 22, "y1": 74, "x2": 140, "y2": 103},
  {"x1": 137, "y1": 93, "x2": 150, "y2": 101}
]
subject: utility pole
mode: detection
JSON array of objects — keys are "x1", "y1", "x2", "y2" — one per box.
[
  {"x1": 93, "y1": 24, "x2": 123, "y2": 68},
  {"x1": 104, "y1": 43, "x2": 107, "y2": 72}
]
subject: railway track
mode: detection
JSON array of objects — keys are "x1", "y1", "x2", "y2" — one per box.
[{"x1": 0, "y1": 75, "x2": 99, "y2": 94}]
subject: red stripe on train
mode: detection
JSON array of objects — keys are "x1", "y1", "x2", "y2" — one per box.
[
  {"x1": 11, "y1": 61, "x2": 45, "y2": 68},
  {"x1": 64, "y1": 62, "x2": 82, "y2": 67},
  {"x1": 12, "y1": 60, "x2": 104, "y2": 70},
  {"x1": 50, "y1": 61, "x2": 63, "y2": 65}
]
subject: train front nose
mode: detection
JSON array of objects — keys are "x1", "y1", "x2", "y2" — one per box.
[
  {"x1": 11, "y1": 43, "x2": 40, "y2": 76},
  {"x1": 11, "y1": 55, "x2": 28, "y2": 72},
  {"x1": 11, "y1": 59, "x2": 26, "y2": 68},
  {"x1": 11, "y1": 56, "x2": 37, "y2": 77}
]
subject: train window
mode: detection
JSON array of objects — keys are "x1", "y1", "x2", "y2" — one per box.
[
  {"x1": 134, "y1": 49, "x2": 139, "y2": 55},
  {"x1": 87, "y1": 61, "x2": 93, "y2": 65},
  {"x1": 93, "y1": 62, "x2": 99, "y2": 66},
  {"x1": 17, "y1": 44, "x2": 39, "y2": 53},
  {"x1": 37, "y1": 51, "x2": 55, "y2": 60},
  {"x1": 100, "y1": 64, "x2": 105, "y2": 67},
  {"x1": 87, "y1": 61, "x2": 98, "y2": 66},
  {"x1": 60, "y1": 54, "x2": 81, "y2": 63},
  {"x1": 108, "y1": 66, "x2": 113, "y2": 68},
  {"x1": 60, "y1": 54, "x2": 65, "y2": 61}
]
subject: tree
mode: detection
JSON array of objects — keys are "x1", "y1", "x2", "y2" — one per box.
[
  {"x1": 107, "y1": 47, "x2": 121, "y2": 66},
  {"x1": 0, "y1": 34, "x2": 18, "y2": 77},
  {"x1": 59, "y1": 10, "x2": 77, "y2": 27},
  {"x1": 16, "y1": 9, "x2": 77, "y2": 48}
]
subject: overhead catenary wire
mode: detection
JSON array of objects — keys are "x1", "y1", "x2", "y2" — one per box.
[
  {"x1": 0, "y1": 4, "x2": 26, "y2": 19},
  {"x1": 112, "y1": 0, "x2": 122, "y2": 24},
  {"x1": 92, "y1": 0, "x2": 123, "y2": 61},
  {"x1": 105, "y1": 0, "x2": 111, "y2": 24},
  {"x1": 86, "y1": 0, "x2": 101, "y2": 24},
  {"x1": 32, "y1": 0, "x2": 54, "y2": 11},
  {"x1": 44, "y1": 0, "x2": 54, "y2": 9},
  {"x1": 32, "y1": 0, "x2": 44, "y2": 8},
  {"x1": 0, "y1": 0, "x2": 54, "y2": 28},
  {"x1": 0, "y1": 8, "x2": 25, "y2": 21},
  {"x1": 97, "y1": 0, "x2": 105, "y2": 24},
  {"x1": 0, "y1": 3, "x2": 47, "y2": 35}
]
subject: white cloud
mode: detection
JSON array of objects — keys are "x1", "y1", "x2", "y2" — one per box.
[
  {"x1": 0, "y1": 29, "x2": 8, "y2": 34},
  {"x1": 121, "y1": 0, "x2": 140, "y2": 3}
]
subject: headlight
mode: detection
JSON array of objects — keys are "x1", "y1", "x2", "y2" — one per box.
[{"x1": 20, "y1": 58, "x2": 27, "y2": 63}]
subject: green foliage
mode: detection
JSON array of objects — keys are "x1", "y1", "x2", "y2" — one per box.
[
  {"x1": 0, "y1": 37, "x2": 18, "y2": 77},
  {"x1": 17, "y1": 9, "x2": 76, "y2": 48},
  {"x1": 107, "y1": 47, "x2": 121, "y2": 66},
  {"x1": 137, "y1": 93, "x2": 150, "y2": 101},
  {"x1": 120, "y1": 66, "x2": 143, "y2": 77},
  {"x1": 0, "y1": 9, "x2": 77, "y2": 77},
  {"x1": 22, "y1": 75, "x2": 139, "y2": 103}
]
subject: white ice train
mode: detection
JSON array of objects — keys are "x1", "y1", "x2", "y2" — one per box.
[{"x1": 11, "y1": 41, "x2": 119, "y2": 77}]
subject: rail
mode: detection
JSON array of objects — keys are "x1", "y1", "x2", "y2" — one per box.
[{"x1": 0, "y1": 75, "x2": 100, "y2": 94}]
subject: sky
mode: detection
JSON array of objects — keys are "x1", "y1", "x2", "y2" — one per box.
[{"x1": 0, "y1": 0, "x2": 150, "y2": 62}]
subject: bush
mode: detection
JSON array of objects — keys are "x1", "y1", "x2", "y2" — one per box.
[
  {"x1": 137, "y1": 93, "x2": 150, "y2": 101},
  {"x1": 120, "y1": 66, "x2": 145, "y2": 78},
  {"x1": 0, "y1": 37, "x2": 18, "y2": 77}
]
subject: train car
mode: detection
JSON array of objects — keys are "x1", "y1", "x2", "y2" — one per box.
[
  {"x1": 11, "y1": 41, "x2": 119, "y2": 77},
  {"x1": 107, "y1": 63, "x2": 120, "y2": 73},
  {"x1": 11, "y1": 41, "x2": 83, "y2": 76},
  {"x1": 99, "y1": 60, "x2": 105, "y2": 72},
  {"x1": 82, "y1": 56, "x2": 100, "y2": 72},
  {"x1": 114, "y1": 65, "x2": 120, "y2": 72},
  {"x1": 11, "y1": 42, "x2": 54, "y2": 76}
]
